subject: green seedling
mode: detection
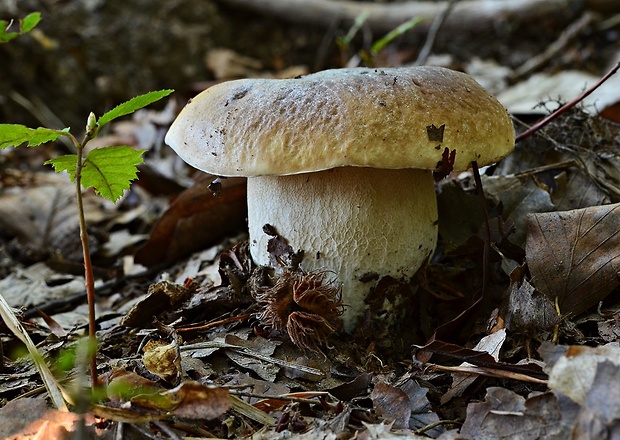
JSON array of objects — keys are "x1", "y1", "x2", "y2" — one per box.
[
  {"x1": 359, "y1": 16, "x2": 426, "y2": 67},
  {"x1": 0, "y1": 12, "x2": 41, "y2": 43},
  {"x1": 0, "y1": 89, "x2": 174, "y2": 392},
  {"x1": 336, "y1": 11, "x2": 370, "y2": 64}
]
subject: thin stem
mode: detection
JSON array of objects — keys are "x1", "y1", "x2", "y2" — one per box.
[
  {"x1": 471, "y1": 161, "x2": 490, "y2": 298},
  {"x1": 70, "y1": 131, "x2": 99, "y2": 391},
  {"x1": 515, "y1": 61, "x2": 620, "y2": 143}
]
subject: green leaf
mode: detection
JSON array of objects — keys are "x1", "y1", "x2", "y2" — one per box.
[
  {"x1": 0, "y1": 124, "x2": 68, "y2": 148},
  {"x1": 0, "y1": 21, "x2": 19, "y2": 43},
  {"x1": 81, "y1": 146, "x2": 145, "y2": 202},
  {"x1": 370, "y1": 16, "x2": 426, "y2": 55},
  {"x1": 21, "y1": 12, "x2": 42, "y2": 34},
  {"x1": 0, "y1": 12, "x2": 42, "y2": 43},
  {"x1": 98, "y1": 89, "x2": 174, "y2": 128},
  {"x1": 45, "y1": 154, "x2": 79, "y2": 181}
]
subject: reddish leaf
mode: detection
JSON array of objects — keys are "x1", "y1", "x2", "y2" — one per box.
[{"x1": 525, "y1": 203, "x2": 620, "y2": 317}]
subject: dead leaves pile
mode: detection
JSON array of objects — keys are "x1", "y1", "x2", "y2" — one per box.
[{"x1": 1, "y1": 97, "x2": 620, "y2": 438}]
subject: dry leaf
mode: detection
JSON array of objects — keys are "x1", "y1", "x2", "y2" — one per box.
[
  {"x1": 441, "y1": 329, "x2": 507, "y2": 404},
  {"x1": 371, "y1": 381, "x2": 411, "y2": 429},
  {"x1": 526, "y1": 203, "x2": 620, "y2": 317},
  {"x1": 134, "y1": 177, "x2": 247, "y2": 267},
  {"x1": 545, "y1": 343, "x2": 620, "y2": 405},
  {"x1": 505, "y1": 267, "x2": 560, "y2": 332},
  {"x1": 98, "y1": 370, "x2": 231, "y2": 422},
  {"x1": 142, "y1": 338, "x2": 182, "y2": 384},
  {"x1": 460, "y1": 387, "x2": 569, "y2": 439}
]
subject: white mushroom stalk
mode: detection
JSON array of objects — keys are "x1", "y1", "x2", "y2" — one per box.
[
  {"x1": 247, "y1": 167, "x2": 437, "y2": 331},
  {"x1": 165, "y1": 66, "x2": 515, "y2": 332}
]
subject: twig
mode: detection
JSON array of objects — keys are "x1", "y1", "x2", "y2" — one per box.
[
  {"x1": 510, "y1": 12, "x2": 593, "y2": 81},
  {"x1": 229, "y1": 390, "x2": 329, "y2": 405},
  {"x1": 426, "y1": 362, "x2": 548, "y2": 384},
  {"x1": 176, "y1": 313, "x2": 251, "y2": 333},
  {"x1": 471, "y1": 161, "x2": 490, "y2": 298},
  {"x1": 515, "y1": 61, "x2": 620, "y2": 143},
  {"x1": 414, "y1": 419, "x2": 461, "y2": 435},
  {"x1": 414, "y1": 0, "x2": 457, "y2": 66}
]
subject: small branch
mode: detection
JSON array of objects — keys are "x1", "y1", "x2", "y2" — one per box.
[
  {"x1": 414, "y1": 0, "x2": 457, "y2": 66},
  {"x1": 515, "y1": 61, "x2": 620, "y2": 143},
  {"x1": 510, "y1": 12, "x2": 593, "y2": 81},
  {"x1": 176, "y1": 313, "x2": 251, "y2": 333},
  {"x1": 471, "y1": 161, "x2": 490, "y2": 298}
]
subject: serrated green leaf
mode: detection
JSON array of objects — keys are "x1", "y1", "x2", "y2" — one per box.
[
  {"x1": 98, "y1": 89, "x2": 174, "y2": 127},
  {"x1": 21, "y1": 12, "x2": 42, "y2": 33},
  {"x1": 81, "y1": 146, "x2": 145, "y2": 202},
  {"x1": 45, "y1": 154, "x2": 79, "y2": 181},
  {"x1": 0, "y1": 124, "x2": 68, "y2": 148}
]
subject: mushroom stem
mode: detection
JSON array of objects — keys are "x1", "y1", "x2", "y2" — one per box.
[{"x1": 247, "y1": 166, "x2": 438, "y2": 332}]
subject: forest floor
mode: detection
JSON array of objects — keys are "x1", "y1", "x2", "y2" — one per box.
[{"x1": 1, "y1": 1, "x2": 620, "y2": 439}]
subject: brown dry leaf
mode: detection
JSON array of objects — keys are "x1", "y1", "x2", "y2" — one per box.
[
  {"x1": 525, "y1": 203, "x2": 620, "y2": 317},
  {"x1": 328, "y1": 373, "x2": 372, "y2": 402},
  {"x1": 163, "y1": 381, "x2": 231, "y2": 420},
  {"x1": 460, "y1": 387, "x2": 570, "y2": 439},
  {"x1": 0, "y1": 175, "x2": 110, "y2": 258},
  {"x1": 371, "y1": 381, "x2": 411, "y2": 429},
  {"x1": 482, "y1": 175, "x2": 555, "y2": 246},
  {"x1": 416, "y1": 339, "x2": 546, "y2": 380},
  {"x1": 552, "y1": 170, "x2": 608, "y2": 211},
  {"x1": 505, "y1": 266, "x2": 560, "y2": 333},
  {"x1": 120, "y1": 280, "x2": 197, "y2": 327},
  {"x1": 134, "y1": 176, "x2": 247, "y2": 267},
  {"x1": 224, "y1": 334, "x2": 281, "y2": 382},
  {"x1": 97, "y1": 370, "x2": 231, "y2": 422},
  {"x1": 142, "y1": 338, "x2": 182, "y2": 384},
  {"x1": 205, "y1": 48, "x2": 263, "y2": 80},
  {"x1": 441, "y1": 329, "x2": 507, "y2": 404},
  {"x1": 0, "y1": 263, "x2": 84, "y2": 308}
]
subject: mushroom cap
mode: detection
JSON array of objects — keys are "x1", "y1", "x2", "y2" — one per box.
[{"x1": 166, "y1": 66, "x2": 515, "y2": 176}]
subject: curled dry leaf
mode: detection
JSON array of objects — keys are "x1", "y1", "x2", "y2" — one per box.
[
  {"x1": 525, "y1": 203, "x2": 620, "y2": 317},
  {"x1": 142, "y1": 338, "x2": 182, "y2": 384},
  {"x1": 120, "y1": 280, "x2": 197, "y2": 327},
  {"x1": 98, "y1": 370, "x2": 231, "y2": 422}
]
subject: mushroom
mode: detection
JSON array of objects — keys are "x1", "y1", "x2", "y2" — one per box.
[{"x1": 165, "y1": 66, "x2": 515, "y2": 332}]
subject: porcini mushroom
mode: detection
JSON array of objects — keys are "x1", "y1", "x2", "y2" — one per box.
[{"x1": 165, "y1": 66, "x2": 515, "y2": 332}]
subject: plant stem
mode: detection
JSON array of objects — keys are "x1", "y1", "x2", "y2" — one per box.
[{"x1": 70, "y1": 132, "x2": 99, "y2": 391}]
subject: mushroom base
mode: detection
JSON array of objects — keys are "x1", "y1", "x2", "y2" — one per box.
[{"x1": 247, "y1": 167, "x2": 438, "y2": 332}]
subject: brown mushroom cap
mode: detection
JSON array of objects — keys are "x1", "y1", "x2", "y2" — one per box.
[{"x1": 165, "y1": 66, "x2": 515, "y2": 176}]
